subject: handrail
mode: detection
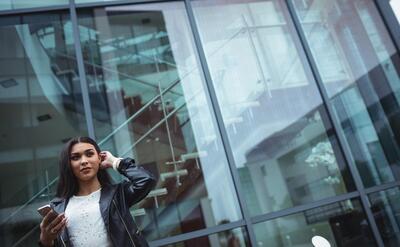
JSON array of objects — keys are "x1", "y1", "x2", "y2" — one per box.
[
  {"x1": 0, "y1": 177, "x2": 59, "y2": 225},
  {"x1": 120, "y1": 88, "x2": 202, "y2": 157},
  {"x1": 36, "y1": 33, "x2": 176, "y2": 97},
  {"x1": 105, "y1": 37, "x2": 179, "y2": 70},
  {"x1": 98, "y1": 75, "x2": 182, "y2": 146},
  {"x1": 45, "y1": 49, "x2": 162, "y2": 93},
  {"x1": 11, "y1": 224, "x2": 40, "y2": 247},
  {"x1": 121, "y1": 96, "x2": 186, "y2": 156},
  {"x1": 35, "y1": 27, "x2": 184, "y2": 98}
]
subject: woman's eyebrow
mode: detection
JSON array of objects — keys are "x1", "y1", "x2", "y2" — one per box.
[{"x1": 70, "y1": 149, "x2": 95, "y2": 155}]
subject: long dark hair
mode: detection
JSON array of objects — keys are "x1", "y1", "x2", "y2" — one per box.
[{"x1": 56, "y1": 136, "x2": 112, "y2": 198}]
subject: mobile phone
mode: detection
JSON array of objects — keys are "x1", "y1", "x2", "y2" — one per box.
[{"x1": 37, "y1": 204, "x2": 57, "y2": 218}]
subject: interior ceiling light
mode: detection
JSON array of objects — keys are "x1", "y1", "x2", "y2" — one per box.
[
  {"x1": 0, "y1": 79, "x2": 18, "y2": 88},
  {"x1": 37, "y1": 114, "x2": 52, "y2": 122}
]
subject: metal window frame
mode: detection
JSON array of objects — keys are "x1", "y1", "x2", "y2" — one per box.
[
  {"x1": 1, "y1": 0, "x2": 400, "y2": 246},
  {"x1": 0, "y1": 4, "x2": 69, "y2": 16},
  {"x1": 183, "y1": 0, "x2": 258, "y2": 245},
  {"x1": 375, "y1": 0, "x2": 400, "y2": 52},
  {"x1": 148, "y1": 220, "x2": 246, "y2": 247},
  {"x1": 74, "y1": 0, "x2": 168, "y2": 9},
  {"x1": 0, "y1": 0, "x2": 171, "y2": 15},
  {"x1": 365, "y1": 180, "x2": 400, "y2": 194},
  {"x1": 69, "y1": 0, "x2": 96, "y2": 138},
  {"x1": 250, "y1": 191, "x2": 360, "y2": 224}
]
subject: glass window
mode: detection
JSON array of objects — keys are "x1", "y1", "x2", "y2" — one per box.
[
  {"x1": 292, "y1": 0, "x2": 400, "y2": 187},
  {"x1": 0, "y1": 13, "x2": 87, "y2": 246},
  {"x1": 192, "y1": 0, "x2": 355, "y2": 216},
  {"x1": 0, "y1": 0, "x2": 67, "y2": 11},
  {"x1": 369, "y1": 187, "x2": 400, "y2": 246},
  {"x1": 76, "y1": 2, "x2": 242, "y2": 241},
  {"x1": 253, "y1": 199, "x2": 377, "y2": 246},
  {"x1": 390, "y1": 0, "x2": 400, "y2": 24},
  {"x1": 162, "y1": 227, "x2": 250, "y2": 247}
]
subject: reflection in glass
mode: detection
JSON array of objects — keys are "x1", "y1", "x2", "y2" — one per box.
[
  {"x1": 76, "y1": 2, "x2": 242, "y2": 241},
  {"x1": 192, "y1": 0, "x2": 355, "y2": 216},
  {"x1": 369, "y1": 187, "x2": 400, "y2": 246},
  {"x1": 292, "y1": 0, "x2": 400, "y2": 187},
  {"x1": 253, "y1": 199, "x2": 377, "y2": 246},
  {"x1": 162, "y1": 226, "x2": 250, "y2": 247},
  {"x1": 0, "y1": 0, "x2": 66, "y2": 11},
  {"x1": 390, "y1": 0, "x2": 400, "y2": 24},
  {"x1": 0, "y1": 13, "x2": 87, "y2": 246}
]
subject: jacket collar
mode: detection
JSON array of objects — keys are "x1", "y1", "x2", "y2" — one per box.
[
  {"x1": 50, "y1": 197, "x2": 70, "y2": 245},
  {"x1": 99, "y1": 184, "x2": 117, "y2": 227}
]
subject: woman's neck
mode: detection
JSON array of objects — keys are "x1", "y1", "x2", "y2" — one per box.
[{"x1": 77, "y1": 178, "x2": 101, "y2": 196}]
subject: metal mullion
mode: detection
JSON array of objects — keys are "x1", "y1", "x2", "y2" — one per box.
[
  {"x1": 148, "y1": 220, "x2": 246, "y2": 247},
  {"x1": 251, "y1": 191, "x2": 359, "y2": 225},
  {"x1": 365, "y1": 180, "x2": 400, "y2": 194},
  {"x1": 69, "y1": 0, "x2": 96, "y2": 139},
  {"x1": 284, "y1": 0, "x2": 384, "y2": 246},
  {"x1": 183, "y1": 0, "x2": 257, "y2": 246},
  {"x1": 374, "y1": 0, "x2": 400, "y2": 53},
  {"x1": 75, "y1": 0, "x2": 171, "y2": 9},
  {"x1": 0, "y1": 5, "x2": 69, "y2": 16}
]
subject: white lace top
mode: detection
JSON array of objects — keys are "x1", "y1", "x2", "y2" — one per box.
[{"x1": 65, "y1": 188, "x2": 112, "y2": 247}]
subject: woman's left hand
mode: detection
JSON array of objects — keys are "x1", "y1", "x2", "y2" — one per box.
[{"x1": 99, "y1": 151, "x2": 118, "y2": 169}]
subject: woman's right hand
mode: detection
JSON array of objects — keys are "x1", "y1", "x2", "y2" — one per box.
[
  {"x1": 39, "y1": 210, "x2": 67, "y2": 246},
  {"x1": 100, "y1": 151, "x2": 119, "y2": 169}
]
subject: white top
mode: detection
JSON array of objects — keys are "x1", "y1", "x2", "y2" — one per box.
[{"x1": 65, "y1": 188, "x2": 113, "y2": 247}]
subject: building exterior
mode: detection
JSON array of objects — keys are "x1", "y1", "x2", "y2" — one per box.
[{"x1": 0, "y1": 0, "x2": 399, "y2": 246}]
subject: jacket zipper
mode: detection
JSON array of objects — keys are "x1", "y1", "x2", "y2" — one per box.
[
  {"x1": 60, "y1": 235, "x2": 67, "y2": 247},
  {"x1": 112, "y1": 199, "x2": 136, "y2": 247}
]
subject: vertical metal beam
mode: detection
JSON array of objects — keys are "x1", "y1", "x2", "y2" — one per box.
[
  {"x1": 69, "y1": 0, "x2": 96, "y2": 139},
  {"x1": 183, "y1": 0, "x2": 258, "y2": 246},
  {"x1": 284, "y1": 0, "x2": 385, "y2": 246},
  {"x1": 374, "y1": 0, "x2": 400, "y2": 53}
]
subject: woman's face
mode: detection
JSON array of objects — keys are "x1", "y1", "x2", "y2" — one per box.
[{"x1": 69, "y1": 142, "x2": 101, "y2": 182}]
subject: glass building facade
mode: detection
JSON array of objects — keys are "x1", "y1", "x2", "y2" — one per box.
[{"x1": 0, "y1": 0, "x2": 399, "y2": 246}]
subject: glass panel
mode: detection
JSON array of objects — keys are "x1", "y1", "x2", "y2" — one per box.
[
  {"x1": 254, "y1": 199, "x2": 377, "y2": 246},
  {"x1": 76, "y1": 2, "x2": 242, "y2": 241},
  {"x1": 292, "y1": 0, "x2": 400, "y2": 187},
  {"x1": 0, "y1": 13, "x2": 87, "y2": 246},
  {"x1": 0, "y1": 0, "x2": 67, "y2": 11},
  {"x1": 389, "y1": 0, "x2": 400, "y2": 24},
  {"x1": 162, "y1": 227, "x2": 250, "y2": 247},
  {"x1": 369, "y1": 187, "x2": 400, "y2": 246},
  {"x1": 192, "y1": 0, "x2": 355, "y2": 216}
]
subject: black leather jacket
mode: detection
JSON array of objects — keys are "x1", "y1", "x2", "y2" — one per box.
[{"x1": 47, "y1": 158, "x2": 157, "y2": 247}]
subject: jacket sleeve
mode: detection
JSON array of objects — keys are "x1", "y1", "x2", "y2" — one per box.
[{"x1": 117, "y1": 158, "x2": 157, "y2": 207}]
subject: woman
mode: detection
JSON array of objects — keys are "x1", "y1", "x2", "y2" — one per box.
[{"x1": 38, "y1": 136, "x2": 157, "y2": 247}]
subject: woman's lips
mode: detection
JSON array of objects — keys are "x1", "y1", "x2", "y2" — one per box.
[{"x1": 80, "y1": 167, "x2": 91, "y2": 173}]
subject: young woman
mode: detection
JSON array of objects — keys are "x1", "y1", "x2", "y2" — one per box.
[{"x1": 38, "y1": 136, "x2": 157, "y2": 247}]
